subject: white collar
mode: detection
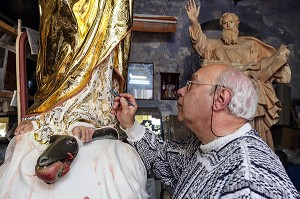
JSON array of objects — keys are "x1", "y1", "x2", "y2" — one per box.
[{"x1": 200, "y1": 123, "x2": 252, "y2": 153}]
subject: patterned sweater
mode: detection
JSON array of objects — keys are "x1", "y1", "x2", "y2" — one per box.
[{"x1": 124, "y1": 122, "x2": 300, "y2": 199}]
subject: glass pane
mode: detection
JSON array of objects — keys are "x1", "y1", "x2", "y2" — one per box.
[{"x1": 127, "y1": 62, "x2": 154, "y2": 99}]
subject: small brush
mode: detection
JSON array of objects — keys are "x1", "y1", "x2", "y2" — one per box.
[{"x1": 110, "y1": 89, "x2": 136, "y2": 107}]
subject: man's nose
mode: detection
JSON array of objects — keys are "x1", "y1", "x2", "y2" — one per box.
[{"x1": 177, "y1": 87, "x2": 185, "y2": 97}]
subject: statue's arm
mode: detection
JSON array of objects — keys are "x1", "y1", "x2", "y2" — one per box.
[
  {"x1": 185, "y1": 0, "x2": 216, "y2": 58},
  {"x1": 256, "y1": 44, "x2": 291, "y2": 83},
  {"x1": 272, "y1": 44, "x2": 291, "y2": 83},
  {"x1": 189, "y1": 23, "x2": 211, "y2": 57}
]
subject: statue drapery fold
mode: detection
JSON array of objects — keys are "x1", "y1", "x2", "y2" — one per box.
[{"x1": 28, "y1": 0, "x2": 133, "y2": 115}]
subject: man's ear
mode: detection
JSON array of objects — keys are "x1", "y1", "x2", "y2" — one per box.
[{"x1": 213, "y1": 89, "x2": 232, "y2": 111}]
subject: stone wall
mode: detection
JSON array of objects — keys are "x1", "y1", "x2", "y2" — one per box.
[{"x1": 131, "y1": 0, "x2": 300, "y2": 115}]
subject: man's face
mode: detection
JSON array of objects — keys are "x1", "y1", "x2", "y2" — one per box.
[
  {"x1": 221, "y1": 15, "x2": 239, "y2": 45},
  {"x1": 176, "y1": 67, "x2": 217, "y2": 132}
]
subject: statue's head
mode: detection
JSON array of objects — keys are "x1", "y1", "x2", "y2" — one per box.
[
  {"x1": 219, "y1": 13, "x2": 240, "y2": 28},
  {"x1": 219, "y1": 13, "x2": 240, "y2": 45}
]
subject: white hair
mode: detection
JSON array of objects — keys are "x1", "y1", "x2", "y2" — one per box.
[{"x1": 216, "y1": 68, "x2": 258, "y2": 120}]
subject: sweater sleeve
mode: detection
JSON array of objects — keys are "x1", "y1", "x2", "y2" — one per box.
[{"x1": 123, "y1": 122, "x2": 199, "y2": 189}]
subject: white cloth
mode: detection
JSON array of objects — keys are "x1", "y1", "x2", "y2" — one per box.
[{"x1": 0, "y1": 132, "x2": 149, "y2": 199}]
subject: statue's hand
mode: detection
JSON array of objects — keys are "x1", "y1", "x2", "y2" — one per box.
[
  {"x1": 278, "y1": 44, "x2": 290, "y2": 57},
  {"x1": 185, "y1": 0, "x2": 200, "y2": 23},
  {"x1": 14, "y1": 120, "x2": 33, "y2": 135},
  {"x1": 72, "y1": 126, "x2": 95, "y2": 143}
]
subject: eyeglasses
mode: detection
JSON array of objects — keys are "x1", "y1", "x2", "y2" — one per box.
[{"x1": 186, "y1": 81, "x2": 222, "y2": 91}]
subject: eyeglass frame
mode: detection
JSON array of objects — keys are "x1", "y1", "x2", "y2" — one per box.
[{"x1": 185, "y1": 80, "x2": 224, "y2": 91}]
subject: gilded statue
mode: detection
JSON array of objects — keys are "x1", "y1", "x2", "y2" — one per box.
[
  {"x1": 185, "y1": 0, "x2": 291, "y2": 149},
  {"x1": 0, "y1": 0, "x2": 149, "y2": 198}
]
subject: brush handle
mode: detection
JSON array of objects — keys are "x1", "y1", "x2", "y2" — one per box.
[{"x1": 110, "y1": 90, "x2": 136, "y2": 107}]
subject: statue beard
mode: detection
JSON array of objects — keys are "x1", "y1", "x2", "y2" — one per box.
[{"x1": 222, "y1": 28, "x2": 239, "y2": 45}]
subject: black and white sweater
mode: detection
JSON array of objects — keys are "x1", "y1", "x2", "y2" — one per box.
[{"x1": 124, "y1": 122, "x2": 300, "y2": 199}]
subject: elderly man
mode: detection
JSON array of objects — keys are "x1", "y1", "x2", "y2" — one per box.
[
  {"x1": 112, "y1": 64, "x2": 299, "y2": 198},
  {"x1": 185, "y1": 0, "x2": 291, "y2": 150}
]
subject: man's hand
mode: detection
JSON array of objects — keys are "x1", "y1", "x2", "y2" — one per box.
[
  {"x1": 14, "y1": 120, "x2": 33, "y2": 135},
  {"x1": 185, "y1": 0, "x2": 200, "y2": 24},
  {"x1": 72, "y1": 126, "x2": 95, "y2": 143},
  {"x1": 111, "y1": 93, "x2": 137, "y2": 129}
]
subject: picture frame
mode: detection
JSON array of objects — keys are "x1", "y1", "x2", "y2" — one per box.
[
  {"x1": 127, "y1": 62, "x2": 154, "y2": 100},
  {"x1": 160, "y1": 72, "x2": 180, "y2": 100}
]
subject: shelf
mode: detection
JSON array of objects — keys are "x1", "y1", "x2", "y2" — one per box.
[
  {"x1": 0, "y1": 20, "x2": 18, "y2": 37},
  {"x1": 133, "y1": 14, "x2": 177, "y2": 33},
  {"x1": 0, "y1": 111, "x2": 17, "y2": 116},
  {"x1": 0, "y1": 90, "x2": 14, "y2": 99}
]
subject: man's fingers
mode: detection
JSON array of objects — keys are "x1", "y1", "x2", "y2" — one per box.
[
  {"x1": 112, "y1": 96, "x2": 121, "y2": 112},
  {"x1": 120, "y1": 97, "x2": 130, "y2": 112},
  {"x1": 119, "y1": 93, "x2": 137, "y2": 108},
  {"x1": 112, "y1": 101, "x2": 121, "y2": 110}
]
